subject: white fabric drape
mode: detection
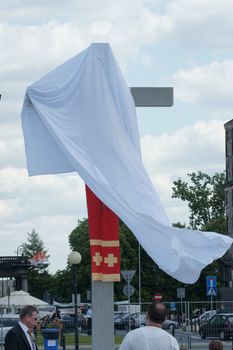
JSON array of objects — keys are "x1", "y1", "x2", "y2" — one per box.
[{"x1": 21, "y1": 43, "x2": 233, "y2": 283}]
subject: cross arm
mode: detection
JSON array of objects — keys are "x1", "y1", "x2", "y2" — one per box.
[{"x1": 130, "y1": 87, "x2": 173, "y2": 107}]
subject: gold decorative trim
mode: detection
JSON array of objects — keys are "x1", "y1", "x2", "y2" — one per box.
[
  {"x1": 90, "y1": 239, "x2": 120, "y2": 247},
  {"x1": 92, "y1": 273, "x2": 120, "y2": 282}
]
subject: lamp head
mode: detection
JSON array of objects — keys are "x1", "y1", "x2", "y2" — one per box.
[{"x1": 68, "y1": 251, "x2": 82, "y2": 265}]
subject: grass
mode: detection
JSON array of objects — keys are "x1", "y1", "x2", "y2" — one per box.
[{"x1": 35, "y1": 332, "x2": 124, "y2": 346}]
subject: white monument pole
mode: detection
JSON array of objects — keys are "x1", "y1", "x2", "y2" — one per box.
[{"x1": 92, "y1": 86, "x2": 173, "y2": 350}]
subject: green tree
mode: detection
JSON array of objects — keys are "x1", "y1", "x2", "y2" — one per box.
[
  {"x1": 172, "y1": 171, "x2": 225, "y2": 230},
  {"x1": 49, "y1": 269, "x2": 73, "y2": 303},
  {"x1": 52, "y1": 169, "x2": 227, "y2": 303},
  {"x1": 27, "y1": 270, "x2": 51, "y2": 301},
  {"x1": 172, "y1": 171, "x2": 227, "y2": 296},
  {"x1": 20, "y1": 229, "x2": 50, "y2": 299},
  {"x1": 21, "y1": 229, "x2": 49, "y2": 262},
  {"x1": 69, "y1": 219, "x2": 92, "y2": 302},
  {"x1": 68, "y1": 219, "x2": 183, "y2": 302},
  {"x1": 52, "y1": 215, "x2": 215, "y2": 302}
]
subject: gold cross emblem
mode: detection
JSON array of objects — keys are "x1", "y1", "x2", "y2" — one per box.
[
  {"x1": 104, "y1": 253, "x2": 117, "y2": 267},
  {"x1": 93, "y1": 252, "x2": 103, "y2": 266}
]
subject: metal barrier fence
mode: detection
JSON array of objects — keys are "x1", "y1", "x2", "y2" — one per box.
[
  {"x1": 1, "y1": 301, "x2": 233, "y2": 349},
  {"x1": 114, "y1": 300, "x2": 233, "y2": 350}
]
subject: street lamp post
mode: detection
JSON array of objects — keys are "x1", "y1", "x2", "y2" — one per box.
[
  {"x1": 16, "y1": 245, "x2": 25, "y2": 257},
  {"x1": 68, "y1": 251, "x2": 82, "y2": 350}
]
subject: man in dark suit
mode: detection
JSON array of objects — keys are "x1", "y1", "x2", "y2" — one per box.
[{"x1": 5, "y1": 305, "x2": 38, "y2": 350}]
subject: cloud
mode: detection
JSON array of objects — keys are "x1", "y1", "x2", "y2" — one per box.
[
  {"x1": 0, "y1": 1, "x2": 172, "y2": 273},
  {"x1": 0, "y1": 124, "x2": 25, "y2": 167},
  {"x1": 0, "y1": 2, "x2": 171, "y2": 123},
  {"x1": 0, "y1": 1, "x2": 169, "y2": 74},
  {"x1": 1, "y1": 214, "x2": 80, "y2": 273},
  {"x1": 141, "y1": 119, "x2": 224, "y2": 173},
  {"x1": 0, "y1": 119, "x2": 225, "y2": 272},
  {"x1": 0, "y1": 168, "x2": 86, "y2": 222},
  {"x1": 0, "y1": 0, "x2": 231, "y2": 273},
  {"x1": 172, "y1": 60, "x2": 233, "y2": 108},
  {"x1": 2, "y1": 0, "x2": 232, "y2": 126},
  {"x1": 141, "y1": 119, "x2": 225, "y2": 223},
  {"x1": 166, "y1": 0, "x2": 233, "y2": 50},
  {"x1": 0, "y1": 167, "x2": 87, "y2": 273}
]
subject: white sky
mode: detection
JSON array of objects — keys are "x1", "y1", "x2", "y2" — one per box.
[{"x1": 1, "y1": 0, "x2": 233, "y2": 273}]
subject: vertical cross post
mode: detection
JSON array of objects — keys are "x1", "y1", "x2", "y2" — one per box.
[{"x1": 92, "y1": 86, "x2": 174, "y2": 350}]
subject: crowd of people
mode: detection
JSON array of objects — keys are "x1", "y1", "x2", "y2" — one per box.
[
  {"x1": 37, "y1": 311, "x2": 62, "y2": 332},
  {"x1": 119, "y1": 302, "x2": 225, "y2": 350},
  {"x1": 4, "y1": 302, "x2": 225, "y2": 350}
]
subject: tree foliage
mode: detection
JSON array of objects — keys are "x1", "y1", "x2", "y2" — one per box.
[
  {"x1": 20, "y1": 229, "x2": 50, "y2": 299},
  {"x1": 24, "y1": 170, "x2": 227, "y2": 302},
  {"x1": 172, "y1": 170, "x2": 227, "y2": 291},
  {"x1": 49, "y1": 269, "x2": 73, "y2": 303},
  {"x1": 69, "y1": 219, "x2": 92, "y2": 302},
  {"x1": 27, "y1": 270, "x2": 52, "y2": 301},
  {"x1": 68, "y1": 219, "x2": 206, "y2": 301},
  {"x1": 172, "y1": 171, "x2": 225, "y2": 230},
  {"x1": 21, "y1": 229, "x2": 49, "y2": 260}
]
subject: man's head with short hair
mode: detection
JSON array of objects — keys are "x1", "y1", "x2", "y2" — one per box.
[
  {"x1": 20, "y1": 305, "x2": 38, "y2": 329},
  {"x1": 146, "y1": 302, "x2": 167, "y2": 326},
  {"x1": 209, "y1": 340, "x2": 223, "y2": 350},
  {"x1": 20, "y1": 305, "x2": 38, "y2": 319}
]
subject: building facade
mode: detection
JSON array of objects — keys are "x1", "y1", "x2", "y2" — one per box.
[
  {"x1": 225, "y1": 119, "x2": 233, "y2": 235},
  {"x1": 223, "y1": 119, "x2": 233, "y2": 288}
]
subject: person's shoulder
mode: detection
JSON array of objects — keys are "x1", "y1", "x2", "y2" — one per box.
[
  {"x1": 123, "y1": 326, "x2": 166, "y2": 344},
  {"x1": 127, "y1": 326, "x2": 155, "y2": 336},
  {"x1": 7, "y1": 324, "x2": 20, "y2": 333},
  {"x1": 146, "y1": 326, "x2": 178, "y2": 343},
  {"x1": 123, "y1": 326, "x2": 144, "y2": 337},
  {"x1": 120, "y1": 327, "x2": 143, "y2": 345},
  {"x1": 5, "y1": 324, "x2": 20, "y2": 340}
]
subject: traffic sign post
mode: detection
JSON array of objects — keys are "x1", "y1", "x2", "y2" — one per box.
[
  {"x1": 154, "y1": 293, "x2": 162, "y2": 302},
  {"x1": 121, "y1": 270, "x2": 136, "y2": 331},
  {"x1": 177, "y1": 288, "x2": 185, "y2": 299},
  {"x1": 121, "y1": 270, "x2": 136, "y2": 283},
  {"x1": 206, "y1": 276, "x2": 217, "y2": 312},
  {"x1": 170, "y1": 302, "x2": 176, "y2": 311},
  {"x1": 206, "y1": 276, "x2": 217, "y2": 296},
  {"x1": 177, "y1": 288, "x2": 185, "y2": 327},
  {"x1": 123, "y1": 284, "x2": 135, "y2": 297}
]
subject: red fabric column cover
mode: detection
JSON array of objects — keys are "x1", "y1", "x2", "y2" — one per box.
[{"x1": 86, "y1": 185, "x2": 120, "y2": 282}]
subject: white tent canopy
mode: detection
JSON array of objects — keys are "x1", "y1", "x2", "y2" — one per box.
[{"x1": 0, "y1": 290, "x2": 48, "y2": 307}]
